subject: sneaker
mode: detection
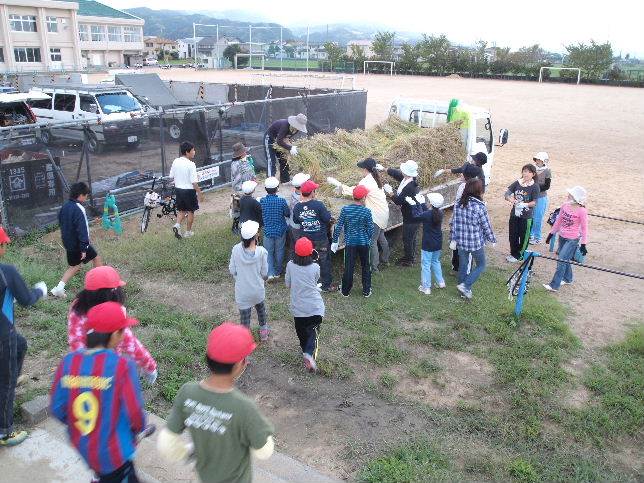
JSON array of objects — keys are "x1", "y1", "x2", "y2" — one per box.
[
  {"x1": 16, "y1": 375, "x2": 29, "y2": 386},
  {"x1": 259, "y1": 328, "x2": 270, "y2": 342},
  {"x1": 50, "y1": 285, "x2": 67, "y2": 299},
  {"x1": 0, "y1": 430, "x2": 28, "y2": 447},
  {"x1": 183, "y1": 231, "x2": 194, "y2": 238},
  {"x1": 542, "y1": 283, "x2": 558, "y2": 292},
  {"x1": 506, "y1": 255, "x2": 520, "y2": 263},
  {"x1": 560, "y1": 280, "x2": 572, "y2": 286},
  {"x1": 462, "y1": 289, "x2": 473, "y2": 300},
  {"x1": 303, "y1": 353, "x2": 317, "y2": 373},
  {"x1": 338, "y1": 285, "x2": 350, "y2": 297},
  {"x1": 528, "y1": 237, "x2": 536, "y2": 245},
  {"x1": 320, "y1": 284, "x2": 337, "y2": 293},
  {"x1": 456, "y1": 283, "x2": 467, "y2": 296},
  {"x1": 533, "y1": 239, "x2": 542, "y2": 245},
  {"x1": 267, "y1": 275, "x2": 279, "y2": 282},
  {"x1": 418, "y1": 285, "x2": 431, "y2": 295},
  {"x1": 363, "y1": 289, "x2": 372, "y2": 298},
  {"x1": 435, "y1": 282, "x2": 446, "y2": 289},
  {"x1": 172, "y1": 224, "x2": 182, "y2": 239}
]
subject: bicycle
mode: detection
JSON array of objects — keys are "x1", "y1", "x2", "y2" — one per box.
[{"x1": 140, "y1": 177, "x2": 177, "y2": 233}]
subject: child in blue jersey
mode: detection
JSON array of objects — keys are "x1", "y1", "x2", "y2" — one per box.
[
  {"x1": 331, "y1": 185, "x2": 374, "y2": 297},
  {"x1": 50, "y1": 301, "x2": 146, "y2": 483}
]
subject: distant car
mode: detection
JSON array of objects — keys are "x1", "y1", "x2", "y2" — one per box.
[
  {"x1": 160, "y1": 64, "x2": 172, "y2": 69},
  {"x1": 143, "y1": 57, "x2": 158, "y2": 66}
]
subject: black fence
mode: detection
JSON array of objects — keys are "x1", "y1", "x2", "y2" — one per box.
[{"x1": 0, "y1": 85, "x2": 367, "y2": 232}]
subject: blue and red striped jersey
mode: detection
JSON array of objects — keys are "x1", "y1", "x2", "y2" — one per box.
[{"x1": 49, "y1": 349, "x2": 146, "y2": 476}]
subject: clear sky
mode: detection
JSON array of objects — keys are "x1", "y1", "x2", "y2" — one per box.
[{"x1": 106, "y1": 0, "x2": 644, "y2": 56}]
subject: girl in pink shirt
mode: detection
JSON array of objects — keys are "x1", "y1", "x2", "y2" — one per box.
[{"x1": 543, "y1": 186, "x2": 588, "y2": 292}]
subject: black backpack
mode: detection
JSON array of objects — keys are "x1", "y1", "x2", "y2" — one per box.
[{"x1": 547, "y1": 207, "x2": 560, "y2": 226}]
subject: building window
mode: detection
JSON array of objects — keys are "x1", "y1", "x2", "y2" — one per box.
[
  {"x1": 0, "y1": 48, "x2": 4, "y2": 63},
  {"x1": 9, "y1": 14, "x2": 37, "y2": 32},
  {"x1": 123, "y1": 26, "x2": 141, "y2": 43},
  {"x1": 79, "y1": 24, "x2": 89, "y2": 41},
  {"x1": 91, "y1": 25, "x2": 105, "y2": 42},
  {"x1": 50, "y1": 48, "x2": 62, "y2": 62},
  {"x1": 14, "y1": 47, "x2": 41, "y2": 63},
  {"x1": 46, "y1": 16, "x2": 58, "y2": 33},
  {"x1": 108, "y1": 26, "x2": 122, "y2": 42}
]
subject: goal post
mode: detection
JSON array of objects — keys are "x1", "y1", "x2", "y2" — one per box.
[
  {"x1": 364, "y1": 61, "x2": 395, "y2": 75},
  {"x1": 234, "y1": 53, "x2": 265, "y2": 70},
  {"x1": 251, "y1": 72, "x2": 356, "y2": 90},
  {"x1": 539, "y1": 67, "x2": 581, "y2": 84}
]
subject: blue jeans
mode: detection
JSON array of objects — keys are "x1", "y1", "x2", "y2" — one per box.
[
  {"x1": 531, "y1": 196, "x2": 549, "y2": 241},
  {"x1": 420, "y1": 250, "x2": 444, "y2": 289},
  {"x1": 264, "y1": 233, "x2": 286, "y2": 277},
  {"x1": 457, "y1": 247, "x2": 486, "y2": 291},
  {"x1": 550, "y1": 236, "x2": 578, "y2": 289},
  {"x1": 0, "y1": 322, "x2": 27, "y2": 436}
]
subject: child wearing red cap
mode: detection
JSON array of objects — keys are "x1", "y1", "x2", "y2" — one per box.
[
  {"x1": 67, "y1": 266, "x2": 158, "y2": 384},
  {"x1": 331, "y1": 185, "x2": 374, "y2": 297},
  {"x1": 50, "y1": 301, "x2": 147, "y2": 482},
  {"x1": 285, "y1": 237, "x2": 325, "y2": 372},
  {"x1": 158, "y1": 323, "x2": 274, "y2": 483},
  {"x1": 0, "y1": 227, "x2": 46, "y2": 447}
]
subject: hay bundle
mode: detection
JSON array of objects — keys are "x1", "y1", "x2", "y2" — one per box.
[{"x1": 282, "y1": 116, "x2": 466, "y2": 194}]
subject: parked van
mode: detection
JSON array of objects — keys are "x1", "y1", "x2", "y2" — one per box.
[
  {"x1": 28, "y1": 84, "x2": 149, "y2": 153},
  {"x1": 143, "y1": 57, "x2": 158, "y2": 66}
]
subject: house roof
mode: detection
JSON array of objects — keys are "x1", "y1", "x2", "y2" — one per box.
[{"x1": 58, "y1": 0, "x2": 141, "y2": 20}]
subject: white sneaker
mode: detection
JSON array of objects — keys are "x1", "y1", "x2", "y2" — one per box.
[
  {"x1": 528, "y1": 237, "x2": 536, "y2": 245},
  {"x1": 183, "y1": 231, "x2": 194, "y2": 238},
  {"x1": 172, "y1": 224, "x2": 182, "y2": 239},
  {"x1": 463, "y1": 289, "x2": 473, "y2": 300},
  {"x1": 456, "y1": 283, "x2": 467, "y2": 295},
  {"x1": 560, "y1": 280, "x2": 572, "y2": 286},
  {"x1": 506, "y1": 256, "x2": 520, "y2": 263},
  {"x1": 436, "y1": 282, "x2": 446, "y2": 289},
  {"x1": 50, "y1": 285, "x2": 67, "y2": 298},
  {"x1": 542, "y1": 283, "x2": 558, "y2": 292},
  {"x1": 418, "y1": 285, "x2": 431, "y2": 295}
]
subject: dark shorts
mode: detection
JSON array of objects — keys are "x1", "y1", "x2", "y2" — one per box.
[
  {"x1": 175, "y1": 188, "x2": 199, "y2": 212},
  {"x1": 66, "y1": 245, "x2": 98, "y2": 267}
]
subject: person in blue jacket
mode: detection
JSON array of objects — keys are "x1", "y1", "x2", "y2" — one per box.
[
  {"x1": 0, "y1": 227, "x2": 46, "y2": 447},
  {"x1": 409, "y1": 193, "x2": 446, "y2": 295},
  {"x1": 51, "y1": 182, "x2": 103, "y2": 298}
]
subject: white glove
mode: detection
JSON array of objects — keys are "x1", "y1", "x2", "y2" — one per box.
[
  {"x1": 449, "y1": 240, "x2": 457, "y2": 250},
  {"x1": 326, "y1": 176, "x2": 342, "y2": 188},
  {"x1": 330, "y1": 242, "x2": 339, "y2": 253},
  {"x1": 34, "y1": 281, "x2": 47, "y2": 299},
  {"x1": 383, "y1": 183, "x2": 393, "y2": 194},
  {"x1": 143, "y1": 369, "x2": 158, "y2": 385},
  {"x1": 375, "y1": 163, "x2": 385, "y2": 171},
  {"x1": 514, "y1": 202, "x2": 526, "y2": 217},
  {"x1": 434, "y1": 169, "x2": 446, "y2": 178},
  {"x1": 405, "y1": 196, "x2": 416, "y2": 206},
  {"x1": 256, "y1": 196, "x2": 263, "y2": 202},
  {"x1": 415, "y1": 194, "x2": 426, "y2": 204},
  {"x1": 290, "y1": 146, "x2": 298, "y2": 156}
]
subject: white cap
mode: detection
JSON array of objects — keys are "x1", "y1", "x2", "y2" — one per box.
[
  {"x1": 265, "y1": 177, "x2": 279, "y2": 189},
  {"x1": 400, "y1": 160, "x2": 418, "y2": 178},
  {"x1": 291, "y1": 172, "x2": 310, "y2": 188},
  {"x1": 241, "y1": 180, "x2": 257, "y2": 194},
  {"x1": 534, "y1": 151, "x2": 549, "y2": 162},
  {"x1": 427, "y1": 193, "x2": 444, "y2": 208},
  {"x1": 240, "y1": 220, "x2": 259, "y2": 240},
  {"x1": 567, "y1": 186, "x2": 587, "y2": 206}
]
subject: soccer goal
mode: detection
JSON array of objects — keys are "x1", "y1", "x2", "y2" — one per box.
[
  {"x1": 364, "y1": 61, "x2": 395, "y2": 75},
  {"x1": 539, "y1": 67, "x2": 581, "y2": 84},
  {"x1": 234, "y1": 53, "x2": 265, "y2": 70},
  {"x1": 252, "y1": 72, "x2": 356, "y2": 90}
]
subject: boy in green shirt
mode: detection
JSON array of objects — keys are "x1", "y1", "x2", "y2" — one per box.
[{"x1": 157, "y1": 323, "x2": 274, "y2": 483}]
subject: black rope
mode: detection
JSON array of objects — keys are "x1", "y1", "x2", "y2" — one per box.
[
  {"x1": 536, "y1": 254, "x2": 644, "y2": 280},
  {"x1": 588, "y1": 213, "x2": 644, "y2": 225}
]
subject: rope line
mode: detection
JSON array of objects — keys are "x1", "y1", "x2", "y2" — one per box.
[
  {"x1": 588, "y1": 213, "x2": 644, "y2": 225},
  {"x1": 534, "y1": 254, "x2": 644, "y2": 280}
]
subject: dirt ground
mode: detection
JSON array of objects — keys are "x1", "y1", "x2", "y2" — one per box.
[{"x1": 65, "y1": 70, "x2": 644, "y2": 478}]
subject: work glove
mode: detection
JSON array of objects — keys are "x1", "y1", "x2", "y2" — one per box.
[
  {"x1": 330, "y1": 242, "x2": 339, "y2": 253},
  {"x1": 449, "y1": 240, "x2": 457, "y2": 250},
  {"x1": 375, "y1": 163, "x2": 385, "y2": 171},
  {"x1": 290, "y1": 146, "x2": 298, "y2": 156},
  {"x1": 545, "y1": 233, "x2": 553, "y2": 244},
  {"x1": 514, "y1": 202, "x2": 526, "y2": 217},
  {"x1": 405, "y1": 196, "x2": 416, "y2": 206},
  {"x1": 415, "y1": 194, "x2": 426, "y2": 204},
  {"x1": 326, "y1": 177, "x2": 342, "y2": 188},
  {"x1": 434, "y1": 169, "x2": 446, "y2": 178},
  {"x1": 144, "y1": 369, "x2": 158, "y2": 385},
  {"x1": 579, "y1": 244, "x2": 587, "y2": 256},
  {"x1": 34, "y1": 281, "x2": 47, "y2": 299},
  {"x1": 383, "y1": 183, "x2": 393, "y2": 195},
  {"x1": 256, "y1": 196, "x2": 263, "y2": 202}
]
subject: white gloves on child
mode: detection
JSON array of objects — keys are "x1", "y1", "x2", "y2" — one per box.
[
  {"x1": 514, "y1": 202, "x2": 527, "y2": 217},
  {"x1": 449, "y1": 240, "x2": 457, "y2": 250},
  {"x1": 375, "y1": 163, "x2": 385, "y2": 171},
  {"x1": 290, "y1": 146, "x2": 298, "y2": 156},
  {"x1": 415, "y1": 193, "x2": 426, "y2": 204},
  {"x1": 330, "y1": 242, "x2": 339, "y2": 253},
  {"x1": 434, "y1": 169, "x2": 446, "y2": 178},
  {"x1": 34, "y1": 281, "x2": 47, "y2": 299},
  {"x1": 383, "y1": 183, "x2": 393, "y2": 194},
  {"x1": 256, "y1": 196, "x2": 263, "y2": 202},
  {"x1": 326, "y1": 177, "x2": 342, "y2": 188}
]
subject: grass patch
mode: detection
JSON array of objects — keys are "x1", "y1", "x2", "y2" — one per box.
[
  {"x1": 379, "y1": 372, "x2": 398, "y2": 389},
  {"x1": 408, "y1": 358, "x2": 441, "y2": 378}
]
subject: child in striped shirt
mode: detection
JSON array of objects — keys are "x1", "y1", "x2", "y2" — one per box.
[{"x1": 331, "y1": 185, "x2": 374, "y2": 297}]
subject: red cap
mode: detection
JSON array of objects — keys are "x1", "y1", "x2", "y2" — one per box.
[
  {"x1": 85, "y1": 266, "x2": 127, "y2": 291},
  {"x1": 207, "y1": 322, "x2": 257, "y2": 363},
  {"x1": 294, "y1": 237, "x2": 314, "y2": 257},
  {"x1": 300, "y1": 180, "x2": 319, "y2": 194},
  {"x1": 0, "y1": 227, "x2": 10, "y2": 244},
  {"x1": 353, "y1": 185, "x2": 369, "y2": 200},
  {"x1": 86, "y1": 301, "x2": 138, "y2": 334}
]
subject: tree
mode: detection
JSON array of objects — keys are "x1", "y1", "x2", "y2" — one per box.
[
  {"x1": 223, "y1": 44, "x2": 246, "y2": 67},
  {"x1": 565, "y1": 40, "x2": 613, "y2": 79},
  {"x1": 397, "y1": 42, "x2": 419, "y2": 72},
  {"x1": 470, "y1": 40, "x2": 489, "y2": 75},
  {"x1": 417, "y1": 34, "x2": 451, "y2": 74},
  {"x1": 509, "y1": 44, "x2": 547, "y2": 76},
  {"x1": 349, "y1": 44, "x2": 367, "y2": 70},
  {"x1": 371, "y1": 31, "x2": 395, "y2": 61},
  {"x1": 489, "y1": 47, "x2": 512, "y2": 75},
  {"x1": 324, "y1": 42, "x2": 344, "y2": 69}
]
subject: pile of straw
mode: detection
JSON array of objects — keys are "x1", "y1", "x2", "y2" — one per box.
[{"x1": 282, "y1": 116, "x2": 466, "y2": 194}]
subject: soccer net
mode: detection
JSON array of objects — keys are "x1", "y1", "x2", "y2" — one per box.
[
  {"x1": 539, "y1": 67, "x2": 581, "y2": 84},
  {"x1": 234, "y1": 53, "x2": 265, "y2": 70},
  {"x1": 251, "y1": 72, "x2": 356, "y2": 90},
  {"x1": 364, "y1": 61, "x2": 395, "y2": 75}
]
